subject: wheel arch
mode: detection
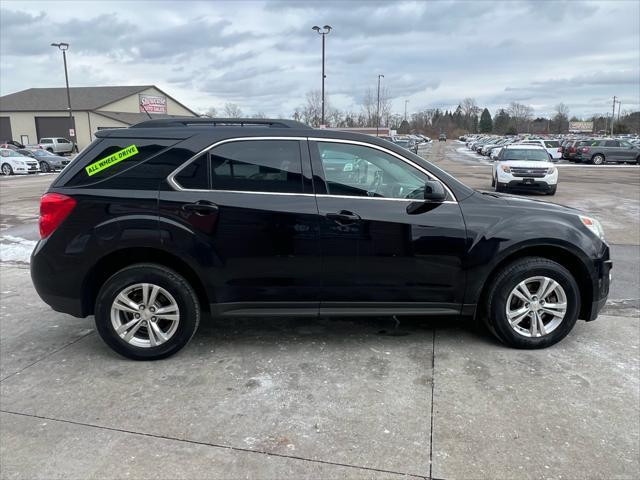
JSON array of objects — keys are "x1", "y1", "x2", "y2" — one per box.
[
  {"x1": 82, "y1": 247, "x2": 210, "y2": 317},
  {"x1": 474, "y1": 244, "x2": 594, "y2": 322}
]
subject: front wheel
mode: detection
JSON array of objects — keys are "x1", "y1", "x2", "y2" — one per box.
[
  {"x1": 1, "y1": 163, "x2": 13, "y2": 175},
  {"x1": 546, "y1": 185, "x2": 557, "y2": 195},
  {"x1": 483, "y1": 257, "x2": 580, "y2": 349},
  {"x1": 40, "y1": 161, "x2": 50, "y2": 173},
  {"x1": 95, "y1": 263, "x2": 201, "y2": 360}
]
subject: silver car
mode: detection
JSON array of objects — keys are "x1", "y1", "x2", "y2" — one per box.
[{"x1": 17, "y1": 148, "x2": 69, "y2": 172}]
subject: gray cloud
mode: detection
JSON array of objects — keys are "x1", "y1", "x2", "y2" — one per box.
[{"x1": 1, "y1": 0, "x2": 638, "y2": 118}]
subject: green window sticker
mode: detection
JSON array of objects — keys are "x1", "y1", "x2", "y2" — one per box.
[{"x1": 85, "y1": 145, "x2": 139, "y2": 176}]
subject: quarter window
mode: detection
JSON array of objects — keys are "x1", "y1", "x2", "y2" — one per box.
[
  {"x1": 209, "y1": 140, "x2": 303, "y2": 193},
  {"x1": 315, "y1": 142, "x2": 427, "y2": 199},
  {"x1": 175, "y1": 154, "x2": 208, "y2": 190}
]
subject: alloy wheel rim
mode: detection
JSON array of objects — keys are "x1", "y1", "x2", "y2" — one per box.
[
  {"x1": 2, "y1": 165, "x2": 10, "y2": 175},
  {"x1": 505, "y1": 276, "x2": 567, "y2": 338},
  {"x1": 110, "y1": 283, "x2": 180, "y2": 348}
]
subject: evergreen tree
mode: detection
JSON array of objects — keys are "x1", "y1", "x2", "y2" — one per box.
[
  {"x1": 479, "y1": 108, "x2": 493, "y2": 133},
  {"x1": 493, "y1": 109, "x2": 511, "y2": 134}
]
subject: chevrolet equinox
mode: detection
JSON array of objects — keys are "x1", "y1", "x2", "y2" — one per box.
[{"x1": 31, "y1": 118, "x2": 612, "y2": 360}]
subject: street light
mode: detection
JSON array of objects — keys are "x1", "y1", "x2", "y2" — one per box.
[
  {"x1": 376, "y1": 74, "x2": 384, "y2": 136},
  {"x1": 312, "y1": 25, "x2": 332, "y2": 127},
  {"x1": 404, "y1": 100, "x2": 409, "y2": 121},
  {"x1": 51, "y1": 42, "x2": 76, "y2": 149}
]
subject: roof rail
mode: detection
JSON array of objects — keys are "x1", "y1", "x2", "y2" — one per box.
[{"x1": 131, "y1": 118, "x2": 313, "y2": 129}]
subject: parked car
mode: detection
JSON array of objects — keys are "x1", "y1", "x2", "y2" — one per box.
[
  {"x1": 1, "y1": 140, "x2": 25, "y2": 149},
  {"x1": 493, "y1": 144, "x2": 558, "y2": 195},
  {"x1": 573, "y1": 139, "x2": 640, "y2": 165},
  {"x1": 17, "y1": 148, "x2": 70, "y2": 172},
  {"x1": 393, "y1": 138, "x2": 419, "y2": 154},
  {"x1": 439, "y1": 133, "x2": 447, "y2": 141},
  {"x1": 521, "y1": 139, "x2": 562, "y2": 161},
  {"x1": 0, "y1": 148, "x2": 40, "y2": 175},
  {"x1": 38, "y1": 137, "x2": 75, "y2": 155},
  {"x1": 31, "y1": 118, "x2": 611, "y2": 360}
]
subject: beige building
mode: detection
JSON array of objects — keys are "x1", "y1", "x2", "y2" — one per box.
[{"x1": 0, "y1": 85, "x2": 197, "y2": 150}]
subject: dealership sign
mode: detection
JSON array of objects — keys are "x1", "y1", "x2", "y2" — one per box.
[
  {"x1": 569, "y1": 121, "x2": 593, "y2": 133},
  {"x1": 139, "y1": 94, "x2": 167, "y2": 114}
]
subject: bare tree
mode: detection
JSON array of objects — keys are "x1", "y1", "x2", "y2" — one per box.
[
  {"x1": 507, "y1": 102, "x2": 533, "y2": 133},
  {"x1": 223, "y1": 103, "x2": 243, "y2": 118},
  {"x1": 553, "y1": 102, "x2": 570, "y2": 133},
  {"x1": 202, "y1": 106, "x2": 218, "y2": 118},
  {"x1": 300, "y1": 90, "x2": 323, "y2": 127},
  {"x1": 361, "y1": 86, "x2": 392, "y2": 127}
]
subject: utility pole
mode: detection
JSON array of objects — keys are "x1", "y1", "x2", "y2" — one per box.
[
  {"x1": 312, "y1": 25, "x2": 332, "y2": 127},
  {"x1": 611, "y1": 96, "x2": 617, "y2": 136},
  {"x1": 51, "y1": 42, "x2": 76, "y2": 150},
  {"x1": 376, "y1": 74, "x2": 384, "y2": 136},
  {"x1": 404, "y1": 100, "x2": 409, "y2": 121},
  {"x1": 617, "y1": 100, "x2": 622, "y2": 123}
]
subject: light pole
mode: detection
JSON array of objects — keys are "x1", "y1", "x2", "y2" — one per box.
[
  {"x1": 376, "y1": 74, "x2": 384, "y2": 136},
  {"x1": 312, "y1": 25, "x2": 332, "y2": 127},
  {"x1": 404, "y1": 100, "x2": 409, "y2": 121},
  {"x1": 611, "y1": 96, "x2": 617, "y2": 136},
  {"x1": 51, "y1": 42, "x2": 76, "y2": 149}
]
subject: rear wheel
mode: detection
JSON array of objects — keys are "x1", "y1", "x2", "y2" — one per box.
[
  {"x1": 1, "y1": 163, "x2": 13, "y2": 175},
  {"x1": 591, "y1": 154, "x2": 605, "y2": 165},
  {"x1": 483, "y1": 257, "x2": 580, "y2": 349},
  {"x1": 94, "y1": 263, "x2": 200, "y2": 360},
  {"x1": 46, "y1": 148, "x2": 54, "y2": 153}
]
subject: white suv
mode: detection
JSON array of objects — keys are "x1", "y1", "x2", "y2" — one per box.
[
  {"x1": 492, "y1": 144, "x2": 558, "y2": 195},
  {"x1": 520, "y1": 139, "x2": 562, "y2": 161}
]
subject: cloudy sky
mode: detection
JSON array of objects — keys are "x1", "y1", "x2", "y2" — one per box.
[{"x1": 1, "y1": 0, "x2": 639, "y2": 118}]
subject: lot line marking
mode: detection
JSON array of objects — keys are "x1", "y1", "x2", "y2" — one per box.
[
  {"x1": 429, "y1": 329, "x2": 436, "y2": 480},
  {"x1": 0, "y1": 330, "x2": 95, "y2": 383},
  {"x1": 0, "y1": 410, "x2": 428, "y2": 479}
]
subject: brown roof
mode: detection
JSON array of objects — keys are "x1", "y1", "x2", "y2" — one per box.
[
  {"x1": 0, "y1": 85, "x2": 154, "y2": 111},
  {"x1": 94, "y1": 111, "x2": 194, "y2": 126}
]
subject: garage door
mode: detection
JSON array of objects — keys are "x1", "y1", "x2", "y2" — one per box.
[
  {"x1": 35, "y1": 116, "x2": 75, "y2": 141},
  {"x1": 0, "y1": 117, "x2": 12, "y2": 141}
]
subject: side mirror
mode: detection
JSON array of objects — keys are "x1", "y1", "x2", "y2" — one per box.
[{"x1": 424, "y1": 180, "x2": 446, "y2": 202}]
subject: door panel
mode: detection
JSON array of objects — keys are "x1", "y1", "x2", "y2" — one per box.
[
  {"x1": 158, "y1": 138, "x2": 320, "y2": 310},
  {"x1": 310, "y1": 140, "x2": 467, "y2": 310}
]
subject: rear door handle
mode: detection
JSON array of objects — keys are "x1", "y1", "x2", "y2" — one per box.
[
  {"x1": 326, "y1": 210, "x2": 361, "y2": 224},
  {"x1": 182, "y1": 201, "x2": 218, "y2": 215}
]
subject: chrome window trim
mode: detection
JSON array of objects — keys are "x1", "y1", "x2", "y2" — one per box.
[
  {"x1": 167, "y1": 136, "x2": 308, "y2": 192},
  {"x1": 308, "y1": 137, "x2": 457, "y2": 202},
  {"x1": 167, "y1": 135, "x2": 458, "y2": 203}
]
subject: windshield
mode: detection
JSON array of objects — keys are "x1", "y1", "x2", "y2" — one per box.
[
  {"x1": 0, "y1": 149, "x2": 23, "y2": 157},
  {"x1": 501, "y1": 149, "x2": 549, "y2": 162}
]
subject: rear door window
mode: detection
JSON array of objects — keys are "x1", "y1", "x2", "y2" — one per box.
[
  {"x1": 544, "y1": 141, "x2": 559, "y2": 148},
  {"x1": 604, "y1": 140, "x2": 619, "y2": 147},
  {"x1": 208, "y1": 140, "x2": 304, "y2": 193}
]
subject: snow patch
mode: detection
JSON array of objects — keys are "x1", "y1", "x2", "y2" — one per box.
[{"x1": 0, "y1": 235, "x2": 37, "y2": 263}]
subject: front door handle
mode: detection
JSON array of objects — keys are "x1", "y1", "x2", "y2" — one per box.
[
  {"x1": 182, "y1": 201, "x2": 218, "y2": 215},
  {"x1": 326, "y1": 210, "x2": 361, "y2": 224}
]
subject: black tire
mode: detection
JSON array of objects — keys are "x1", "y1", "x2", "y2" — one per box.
[
  {"x1": 491, "y1": 174, "x2": 496, "y2": 187},
  {"x1": 95, "y1": 263, "x2": 201, "y2": 360},
  {"x1": 495, "y1": 181, "x2": 506, "y2": 193},
  {"x1": 547, "y1": 185, "x2": 557, "y2": 195},
  {"x1": 483, "y1": 257, "x2": 580, "y2": 349},
  {"x1": 46, "y1": 148, "x2": 54, "y2": 153},
  {"x1": 591, "y1": 154, "x2": 605, "y2": 165},
  {"x1": 40, "y1": 161, "x2": 50, "y2": 173},
  {"x1": 1, "y1": 163, "x2": 13, "y2": 175}
]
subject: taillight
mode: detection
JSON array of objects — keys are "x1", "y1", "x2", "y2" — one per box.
[
  {"x1": 568, "y1": 146, "x2": 575, "y2": 153},
  {"x1": 582, "y1": 147, "x2": 589, "y2": 153},
  {"x1": 39, "y1": 193, "x2": 76, "y2": 239}
]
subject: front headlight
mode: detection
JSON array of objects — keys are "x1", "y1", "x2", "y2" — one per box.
[
  {"x1": 500, "y1": 165, "x2": 511, "y2": 173},
  {"x1": 579, "y1": 215, "x2": 605, "y2": 241},
  {"x1": 547, "y1": 167, "x2": 556, "y2": 174}
]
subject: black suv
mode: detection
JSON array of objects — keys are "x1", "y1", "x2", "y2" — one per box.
[{"x1": 31, "y1": 118, "x2": 611, "y2": 360}]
